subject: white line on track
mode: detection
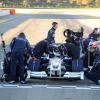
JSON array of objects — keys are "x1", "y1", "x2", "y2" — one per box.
[{"x1": 0, "y1": 84, "x2": 100, "y2": 90}]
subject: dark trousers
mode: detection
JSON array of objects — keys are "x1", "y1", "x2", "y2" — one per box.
[
  {"x1": 85, "y1": 72, "x2": 99, "y2": 83},
  {"x1": 64, "y1": 43, "x2": 80, "y2": 59},
  {"x1": 85, "y1": 57, "x2": 100, "y2": 83},
  {"x1": 10, "y1": 52, "x2": 25, "y2": 81},
  {"x1": 83, "y1": 52, "x2": 94, "y2": 68}
]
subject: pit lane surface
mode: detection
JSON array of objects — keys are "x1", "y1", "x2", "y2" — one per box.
[
  {"x1": 0, "y1": 13, "x2": 96, "y2": 33},
  {"x1": 0, "y1": 79, "x2": 100, "y2": 100}
]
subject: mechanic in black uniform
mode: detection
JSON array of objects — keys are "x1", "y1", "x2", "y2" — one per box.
[
  {"x1": 63, "y1": 28, "x2": 81, "y2": 58},
  {"x1": 32, "y1": 35, "x2": 54, "y2": 60}
]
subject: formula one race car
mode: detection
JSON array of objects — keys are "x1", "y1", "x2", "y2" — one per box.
[{"x1": 27, "y1": 44, "x2": 84, "y2": 80}]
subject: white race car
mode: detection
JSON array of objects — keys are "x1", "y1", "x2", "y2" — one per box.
[{"x1": 27, "y1": 44, "x2": 84, "y2": 80}]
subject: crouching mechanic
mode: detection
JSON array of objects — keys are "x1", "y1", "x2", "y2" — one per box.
[
  {"x1": 32, "y1": 36, "x2": 54, "y2": 71},
  {"x1": 85, "y1": 41, "x2": 100, "y2": 85},
  {"x1": 33, "y1": 37, "x2": 53, "y2": 59},
  {"x1": 9, "y1": 33, "x2": 32, "y2": 84}
]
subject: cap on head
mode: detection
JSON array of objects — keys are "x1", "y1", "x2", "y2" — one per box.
[
  {"x1": 94, "y1": 28, "x2": 98, "y2": 30},
  {"x1": 18, "y1": 32, "x2": 25, "y2": 38},
  {"x1": 19, "y1": 32, "x2": 24, "y2": 35}
]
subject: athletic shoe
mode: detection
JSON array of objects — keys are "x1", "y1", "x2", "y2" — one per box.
[
  {"x1": 9, "y1": 81, "x2": 15, "y2": 84},
  {"x1": 20, "y1": 81, "x2": 27, "y2": 84}
]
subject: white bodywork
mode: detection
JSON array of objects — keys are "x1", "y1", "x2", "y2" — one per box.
[{"x1": 28, "y1": 56, "x2": 84, "y2": 80}]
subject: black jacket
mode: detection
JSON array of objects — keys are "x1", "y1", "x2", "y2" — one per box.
[
  {"x1": 47, "y1": 27, "x2": 56, "y2": 43},
  {"x1": 10, "y1": 35, "x2": 32, "y2": 55},
  {"x1": 65, "y1": 31, "x2": 82, "y2": 46},
  {"x1": 89, "y1": 33, "x2": 100, "y2": 41},
  {"x1": 59, "y1": 43, "x2": 80, "y2": 60},
  {"x1": 33, "y1": 39, "x2": 50, "y2": 59}
]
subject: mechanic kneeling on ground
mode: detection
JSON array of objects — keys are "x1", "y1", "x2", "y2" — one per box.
[
  {"x1": 85, "y1": 40, "x2": 100, "y2": 85},
  {"x1": 9, "y1": 32, "x2": 32, "y2": 84},
  {"x1": 83, "y1": 28, "x2": 100, "y2": 71}
]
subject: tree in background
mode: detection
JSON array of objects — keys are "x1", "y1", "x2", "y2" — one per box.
[
  {"x1": 95, "y1": 0, "x2": 100, "y2": 6},
  {"x1": 0, "y1": 0, "x2": 100, "y2": 7}
]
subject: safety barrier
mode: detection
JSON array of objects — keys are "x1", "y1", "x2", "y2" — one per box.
[
  {"x1": 0, "y1": 8, "x2": 100, "y2": 17},
  {"x1": 0, "y1": 9, "x2": 16, "y2": 16},
  {"x1": 0, "y1": 9, "x2": 9, "y2": 16},
  {"x1": 10, "y1": 9, "x2": 16, "y2": 15}
]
